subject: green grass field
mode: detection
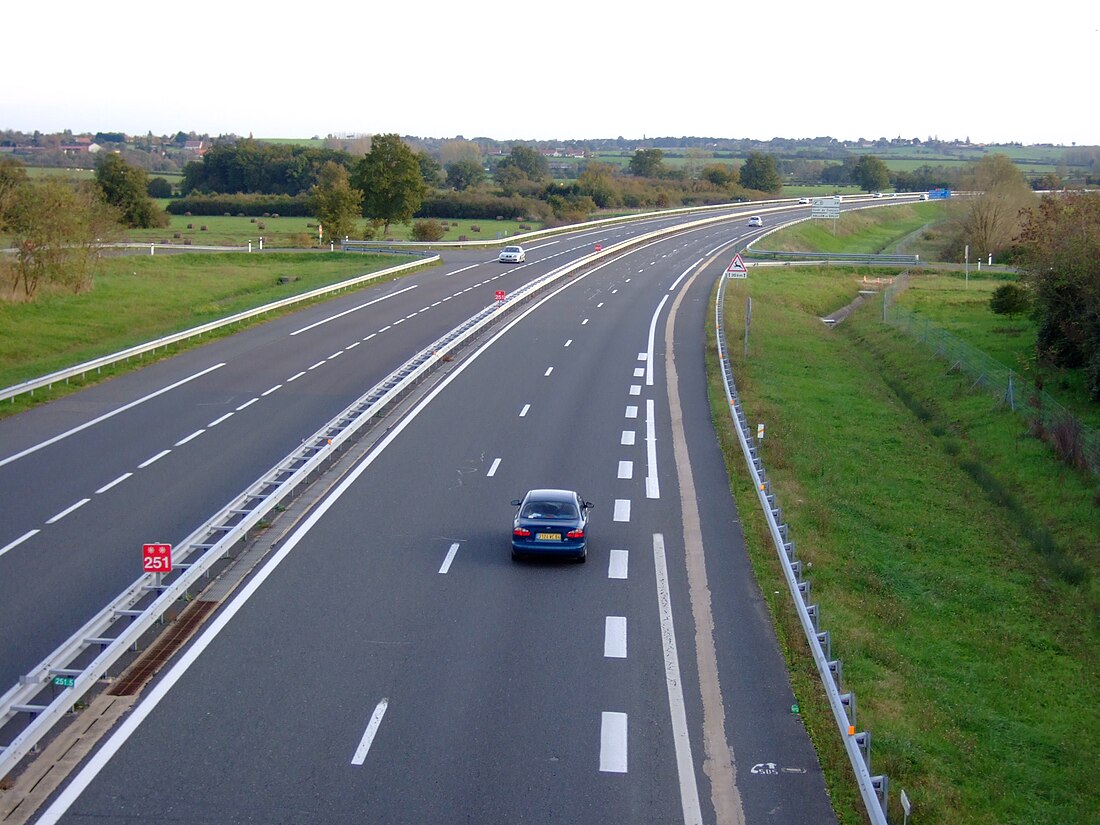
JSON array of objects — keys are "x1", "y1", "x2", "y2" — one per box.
[
  {"x1": 0, "y1": 252, "x2": 427, "y2": 409},
  {"x1": 709, "y1": 267, "x2": 1099, "y2": 824},
  {"x1": 124, "y1": 212, "x2": 536, "y2": 248},
  {"x1": 758, "y1": 202, "x2": 953, "y2": 255}
]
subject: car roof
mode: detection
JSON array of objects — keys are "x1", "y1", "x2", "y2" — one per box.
[
  {"x1": 523, "y1": 488, "x2": 578, "y2": 502},
  {"x1": 503, "y1": 245, "x2": 522, "y2": 251}
]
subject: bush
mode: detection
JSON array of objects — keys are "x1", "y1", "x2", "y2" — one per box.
[
  {"x1": 989, "y1": 283, "x2": 1031, "y2": 317},
  {"x1": 147, "y1": 177, "x2": 173, "y2": 198},
  {"x1": 412, "y1": 219, "x2": 446, "y2": 241},
  {"x1": 166, "y1": 194, "x2": 310, "y2": 217}
]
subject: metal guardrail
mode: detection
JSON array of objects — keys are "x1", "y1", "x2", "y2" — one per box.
[
  {"x1": 747, "y1": 249, "x2": 919, "y2": 264},
  {"x1": 0, "y1": 205, "x2": 758, "y2": 782},
  {"x1": 713, "y1": 273, "x2": 891, "y2": 824},
  {"x1": 0, "y1": 257, "x2": 438, "y2": 405}
]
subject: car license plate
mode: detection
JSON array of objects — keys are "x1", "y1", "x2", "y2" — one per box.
[{"x1": 536, "y1": 532, "x2": 561, "y2": 541}]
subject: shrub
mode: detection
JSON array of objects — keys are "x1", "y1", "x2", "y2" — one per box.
[
  {"x1": 989, "y1": 283, "x2": 1030, "y2": 317},
  {"x1": 412, "y1": 219, "x2": 446, "y2": 242},
  {"x1": 166, "y1": 194, "x2": 309, "y2": 217}
]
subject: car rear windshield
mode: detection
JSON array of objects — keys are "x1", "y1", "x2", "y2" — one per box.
[{"x1": 522, "y1": 501, "x2": 578, "y2": 519}]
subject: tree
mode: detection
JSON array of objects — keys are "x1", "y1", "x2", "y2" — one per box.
[
  {"x1": 739, "y1": 152, "x2": 781, "y2": 193},
  {"x1": 95, "y1": 153, "x2": 167, "y2": 228},
  {"x1": 853, "y1": 155, "x2": 890, "y2": 192},
  {"x1": 701, "y1": 163, "x2": 738, "y2": 188},
  {"x1": 988, "y1": 283, "x2": 1031, "y2": 318},
  {"x1": 577, "y1": 162, "x2": 619, "y2": 208},
  {"x1": 628, "y1": 148, "x2": 664, "y2": 178},
  {"x1": 416, "y1": 151, "x2": 443, "y2": 186},
  {"x1": 0, "y1": 156, "x2": 28, "y2": 233},
  {"x1": 1015, "y1": 191, "x2": 1100, "y2": 399},
  {"x1": 308, "y1": 162, "x2": 363, "y2": 242},
  {"x1": 445, "y1": 159, "x2": 485, "y2": 191},
  {"x1": 956, "y1": 153, "x2": 1035, "y2": 261},
  {"x1": 350, "y1": 134, "x2": 425, "y2": 237},
  {"x1": 3, "y1": 177, "x2": 118, "y2": 298},
  {"x1": 506, "y1": 145, "x2": 549, "y2": 182},
  {"x1": 147, "y1": 177, "x2": 173, "y2": 198}
]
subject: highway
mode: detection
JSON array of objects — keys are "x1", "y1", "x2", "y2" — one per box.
[{"x1": 3, "y1": 205, "x2": 840, "y2": 823}]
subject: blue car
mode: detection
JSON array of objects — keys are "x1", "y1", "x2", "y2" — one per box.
[{"x1": 510, "y1": 489, "x2": 593, "y2": 563}]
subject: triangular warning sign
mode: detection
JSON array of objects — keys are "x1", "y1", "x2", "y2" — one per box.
[{"x1": 725, "y1": 253, "x2": 748, "y2": 278}]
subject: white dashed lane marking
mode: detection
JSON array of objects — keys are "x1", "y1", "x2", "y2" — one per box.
[
  {"x1": 95, "y1": 473, "x2": 132, "y2": 494},
  {"x1": 138, "y1": 450, "x2": 171, "y2": 469},
  {"x1": 600, "y1": 712, "x2": 628, "y2": 773},
  {"x1": 613, "y1": 500, "x2": 631, "y2": 522},
  {"x1": 175, "y1": 430, "x2": 204, "y2": 447},
  {"x1": 0, "y1": 529, "x2": 39, "y2": 560},
  {"x1": 608, "y1": 549, "x2": 628, "y2": 579},
  {"x1": 621, "y1": 430, "x2": 635, "y2": 446},
  {"x1": 487, "y1": 458, "x2": 501, "y2": 477},
  {"x1": 47, "y1": 498, "x2": 90, "y2": 524},
  {"x1": 625, "y1": 406, "x2": 638, "y2": 419},
  {"x1": 520, "y1": 404, "x2": 531, "y2": 417},
  {"x1": 604, "y1": 616, "x2": 627, "y2": 658},
  {"x1": 618, "y1": 461, "x2": 633, "y2": 479}
]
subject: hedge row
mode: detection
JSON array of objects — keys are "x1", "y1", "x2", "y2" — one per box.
[
  {"x1": 416, "y1": 191, "x2": 547, "y2": 221},
  {"x1": 166, "y1": 194, "x2": 311, "y2": 217}
]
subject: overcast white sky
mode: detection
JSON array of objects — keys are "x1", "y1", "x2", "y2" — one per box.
[{"x1": 4, "y1": 1, "x2": 1097, "y2": 146}]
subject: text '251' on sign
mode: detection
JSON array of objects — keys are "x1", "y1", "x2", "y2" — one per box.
[{"x1": 142, "y1": 543, "x2": 172, "y2": 573}]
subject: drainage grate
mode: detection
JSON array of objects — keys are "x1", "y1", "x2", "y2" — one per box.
[{"x1": 107, "y1": 601, "x2": 219, "y2": 696}]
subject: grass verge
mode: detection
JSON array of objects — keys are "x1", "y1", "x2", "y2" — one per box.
[
  {"x1": 0, "y1": 252, "x2": 428, "y2": 416},
  {"x1": 706, "y1": 266, "x2": 1099, "y2": 824},
  {"x1": 758, "y1": 202, "x2": 952, "y2": 256}
]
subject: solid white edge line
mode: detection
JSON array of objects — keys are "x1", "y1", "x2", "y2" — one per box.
[
  {"x1": 604, "y1": 616, "x2": 627, "y2": 658},
  {"x1": 438, "y1": 542, "x2": 460, "y2": 575},
  {"x1": 95, "y1": 472, "x2": 132, "y2": 494},
  {"x1": 646, "y1": 399, "x2": 660, "y2": 499},
  {"x1": 0, "y1": 363, "x2": 226, "y2": 470},
  {"x1": 46, "y1": 498, "x2": 90, "y2": 524},
  {"x1": 599, "y1": 711, "x2": 628, "y2": 773},
  {"x1": 653, "y1": 533, "x2": 704, "y2": 824},
  {"x1": 646, "y1": 294, "x2": 669, "y2": 387},
  {"x1": 351, "y1": 698, "x2": 390, "y2": 766},
  {"x1": 487, "y1": 458, "x2": 501, "y2": 477},
  {"x1": 0, "y1": 529, "x2": 39, "y2": 560}
]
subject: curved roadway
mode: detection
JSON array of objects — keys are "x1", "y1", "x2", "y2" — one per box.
[{"x1": 1, "y1": 205, "x2": 854, "y2": 824}]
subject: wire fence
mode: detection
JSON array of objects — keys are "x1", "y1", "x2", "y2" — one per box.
[{"x1": 883, "y1": 275, "x2": 1100, "y2": 476}]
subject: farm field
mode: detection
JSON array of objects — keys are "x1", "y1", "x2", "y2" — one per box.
[{"x1": 709, "y1": 265, "x2": 1099, "y2": 824}]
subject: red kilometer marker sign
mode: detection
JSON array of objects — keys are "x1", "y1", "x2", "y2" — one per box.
[
  {"x1": 142, "y1": 543, "x2": 172, "y2": 573},
  {"x1": 495, "y1": 290, "x2": 506, "y2": 303}
]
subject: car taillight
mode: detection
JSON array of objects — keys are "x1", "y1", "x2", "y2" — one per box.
[
  {"x1": 567, "y1": 529, "x2": 585, "y2": 539},
  {"x1": 514, "y1": 527, "x2": 531, "y2": 537}
]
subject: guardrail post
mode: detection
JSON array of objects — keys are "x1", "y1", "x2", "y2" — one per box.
[
  {"x1": 828, "y1": 659, "x2": 843, "y2": 689},
  {"x1": 840, "y1": 692, "x2": 856, "y2": 724},
  {"x1": 816, "y1": 630, "x2": 831, "y2": 659}
]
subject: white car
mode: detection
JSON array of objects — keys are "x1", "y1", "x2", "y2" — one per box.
[
  {"x1": 498, "y1": 245, "x2": 525, "y2": 263},
  {"x1": 872, "y1": 192, "x2": 883, "y2": 198},
  {"x1": 798, "y1": 197, "x2": 811, "y2": 205},
  {"x1": 747, "y1": 216, "x2": 763, "y2": 227}
]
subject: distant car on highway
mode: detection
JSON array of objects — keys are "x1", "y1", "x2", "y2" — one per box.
[
  {"x1": 747, "y1": 216, "x2": 763, "y2": 227},
  {"x1": 511, "y1": 489, "x2": 592, "y2": 562},
  {"x1": 798, "y1": 197, "x2": 811, "y2": 204},
  {"x1": 872, "y1": 192, "x2": 883, "y2": 198},
  {"x1": 498, "y1": 245, "x2": 526, "y2": 263}
]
